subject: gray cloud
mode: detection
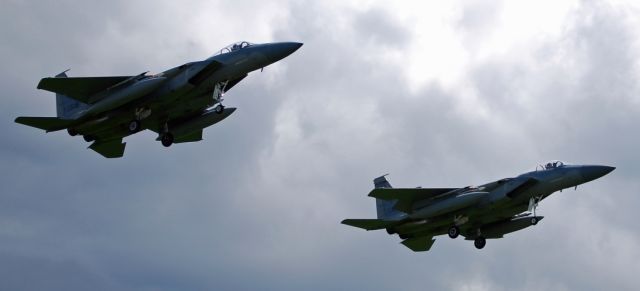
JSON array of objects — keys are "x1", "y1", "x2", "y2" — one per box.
[{"x1": 1, "y1": 0, "x2": 639, "y2": 290}]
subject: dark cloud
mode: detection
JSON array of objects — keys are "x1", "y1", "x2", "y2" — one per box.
[{"x1": 1, "y1": 0, "x2": 639, "y2": 290}]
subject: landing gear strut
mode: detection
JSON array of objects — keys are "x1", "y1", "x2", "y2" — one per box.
[
  {"x1": 212, "y1": 81, "x2": 228, "y2": 114},
  {"x1": 528, "y1": 195, "x2": 543, "y2": 224},
  {"x1": 159, "y1": 122, "x2": 174, "y2": 147}
]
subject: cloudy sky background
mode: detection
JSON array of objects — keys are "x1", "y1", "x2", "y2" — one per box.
[{"x1": 1, "y1": 0, "x2": 639, "y2": 290}]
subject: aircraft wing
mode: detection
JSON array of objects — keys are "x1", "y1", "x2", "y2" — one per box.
[
  {"x1": 341, "y1": 219, "x2": 401, "y2": 231},
  {"x1": 401, "y1": 236, "x2": 436, "y2": 252},
  {"x1": 15, "y1": 116, "x2": 76, "y2": 132},
  {"x1": 89, "y1": 139, "x2": 126, "y2": 158},
  {"x1": 369, "y1": 188, "x2": 459, "y2": 213},
  {"x1": 38, "y1": 76, "x2": 133, "y2": 103}
]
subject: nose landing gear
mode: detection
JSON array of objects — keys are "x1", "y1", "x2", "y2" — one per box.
[
  {"x1": 214, "y1": 104, "x2": 225, "y2": 114},
  {"x1": 212, "y1": 81, "x2": 229, "y2": 114},
  {"x1": 528, "y1": 195, "x2": 543, "y2": 223}
]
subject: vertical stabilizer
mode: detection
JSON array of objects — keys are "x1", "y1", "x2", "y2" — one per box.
[
  {"x1": 54, "y1": 70, "x2": 88, "y2": 119},
  {"x1": 374, "y1": 175, "x2": 404, "y2": 219}
]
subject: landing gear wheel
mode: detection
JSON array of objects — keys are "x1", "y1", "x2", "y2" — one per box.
[
  {"x1": 214, "y1": 104, "x2": 225, "y2": 114},
  {"x1": 448, "y1": 226, "x2": 460, "y2": 239},
  {"x1": 474, "y1": 236, "x2": 486, "y2": 249},
  {"x1": 128, "y1": 120, "x2": 141, "y2": 133},
  {"x1": 83, "y1": 135, "x2": 95, "y2": 142},
  {"x1": 161, "y1": 133, "x2": 174, "y2": 147},
  {"x1": 67, "y1": 128, "x2": 78, "y2": 136},
  {"x1": 530, "y1": 217, "x2": 538, "y2": 225},
  {"x1": 399, "y1": 234, "x2": 409, "y2": 239}
]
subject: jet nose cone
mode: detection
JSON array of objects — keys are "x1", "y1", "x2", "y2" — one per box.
[
  {"x1": 265, "y1": 42, "x2": 303, "y2": 63},
  {"x1": 581, "y1": 165, "x2": 615, "y2": 182}
]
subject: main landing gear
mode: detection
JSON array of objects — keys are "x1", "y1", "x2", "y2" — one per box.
[
  {"x1": 128, "y1": 120, "x2": 141, "y2": 133},
  {"x1": 448, "y1": 226, "x2": 460, "y2": 239},
  {"x1": 448, "y1": 215, "x2": 467, "y2": 239},
  {"x1": 128, "y1": 107, "x2": 151, "y2": 133},
  {"x1": 161, "y1": 133, "x2": 174, "y2": 147},
  {"x1": 474, "y1": 236, "x2": 486, "y2": 249},
  {"x1": 159, "y1": 122, "x2": 174, "y2": 147},
  {"x1": 472, "y1": 228, "x2": 486, "y2": 249},
  {"x1": 159, "y1": 121, "x2": 174, "y2": 147},
  {"x1": 448, "y1": 224, "x2": 487, "y2": 249}
]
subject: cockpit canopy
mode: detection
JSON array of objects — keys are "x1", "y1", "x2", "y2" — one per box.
[
  {"x1": 212, "y1": 41, "x2": 254, "y2": 57},
  {"x1": 543, "y1": 160, "x2": 565, "y2": 169}
]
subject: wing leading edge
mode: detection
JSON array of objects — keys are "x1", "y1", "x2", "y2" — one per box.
[
  {"x1": 38, "y1": 76, "x2": 133, "y2": 103},
  {"x1": 369, "y1": 188, "x2": 459, "y2": 213}
]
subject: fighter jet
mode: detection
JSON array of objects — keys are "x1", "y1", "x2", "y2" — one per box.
[
  {"x1": 342, "y1": 161, "x2": 615, "y2": 251},
  {"x1": 15, "y1": 41, "x2": 302, "y2": 158}
]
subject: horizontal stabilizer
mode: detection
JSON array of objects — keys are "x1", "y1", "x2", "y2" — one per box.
[
  {"x1": 38, "y1": 75, "x2": 133, "y2": 103},
  {"x1": 15, "y1": 116, "x2": 76, "y2": 132},
  {"x1": 89, "y1": 139, "x2": 126, "y2": 158},
  {"x1": 369, "y1": 188, "x2": 459, "y2": 213},
  {"x1": 401, "y1": 236, "x2": 436, "y2": 252},
  {"x1": 341, "y1": 219, "x2": 400, "y2": 230}
]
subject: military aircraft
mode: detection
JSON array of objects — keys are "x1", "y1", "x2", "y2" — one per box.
[
  {"x1": 15, "y1": 41, "x2": 302, "y2": 158},
  {"x1": 342, "y1": 161, "x2": 615, "y2": 251}
]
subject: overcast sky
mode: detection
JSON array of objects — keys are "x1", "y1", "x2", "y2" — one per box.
[{"x1": 1, "y1": 0, "x2": 639, "y2": 290}]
